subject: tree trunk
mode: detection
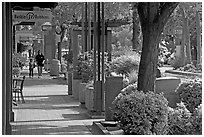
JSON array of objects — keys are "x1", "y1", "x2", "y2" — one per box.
[
  {"x1": 180, "y1": 6, "x2": 191, "y2": 65},
  {"x1": 132, "y1": 7, "x2": 140, "y2": 51},
  {"x1": 180, "y1": 20, "x2": 187, "y2": 66},
  {"x1": 137, "y1": 24, "x2": 160, "y2": 92},
  {"x1": 196, "y1": 11, "x2": 201, "y2": 65},
  {"x1": 137, "y1": 3, "x2": 179, "y2": 92},
  {"x1": 185, "y1": 18, "x2": 191, "y2": 64}
]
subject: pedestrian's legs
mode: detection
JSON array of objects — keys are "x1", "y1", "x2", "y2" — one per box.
[
  {"x1": 29, "y1": 68, "x2": 31, "y2": 77},
  {"x1": 31, "y1": 68, "x2": 34, "y2": 77},
  {"x1": 37, "y1": 66, "x2": 40, "y2": 77},
  {"x1": 39, "y1": 66, "x2": 42, "y2": 76}
]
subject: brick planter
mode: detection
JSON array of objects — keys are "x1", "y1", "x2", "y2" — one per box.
[
  {"x1": 72, "y1": 79, "x2": 81, "y2": 100},
  {"x1": 85, "y1": 86, "x2": 94, "y2": 111},
  {"x1": 105, "y1": 76, "x2": 123, "y2": 121},
  {"x1": 79, "y1": 83, "x2": 87, "y2": 104}
]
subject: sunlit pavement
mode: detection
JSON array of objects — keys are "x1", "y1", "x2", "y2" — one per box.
[{"x1": 11, "y1": 68, "x2": 103, "y2": 135}]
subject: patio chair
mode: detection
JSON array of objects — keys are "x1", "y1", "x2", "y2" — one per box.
[{"x1": 13, "y1": 76, "x2": 26, "y2": 103}]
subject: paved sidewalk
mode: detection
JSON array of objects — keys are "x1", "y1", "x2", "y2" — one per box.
[{"x1": 11, "y1": 68, "x2": 103, "y2": 135}]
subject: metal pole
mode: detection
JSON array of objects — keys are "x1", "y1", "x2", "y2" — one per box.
[
  {"x1": 97, "y1": 2, "x2": 100, "y2": 81},
  {"x1": 84, "y1": 2, "x2": 88, "y2": 52},
  {"x1": 93, "y1": 3, "x2": 97, "y2": 86},
  {"x1": 82, "y1": 3, "x2": 85, "y2": 52},
  {"x1": 87, "y1": 2, "x2": 91, "y2": 51},
  {"x1": 101, "y1": 2, "x2": 105, "y2": 113},
  {"x1": 101, "y1": 2, "x2": 105, "y2": 82}
]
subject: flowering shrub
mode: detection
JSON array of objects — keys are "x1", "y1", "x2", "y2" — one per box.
[
  {"x1": 176, "y1": 63, "x2": 202, "y2": 73},
  {"x1": 158, "y1": 45, "x2": 171, "y2": 66},
  {"x1": 75, "y1": 51, "x2": 110, "y2": 83},
  {"x1": 112, "y1": 90, "x2": 169, "y2": 135},
  {"x1": 75, "y1": 52, "x2": 94, "y2": 83},
  {"x1": 176, "y1": 79, "x2": 202, "y2": 112},
  {"x1": 62, "y1": 50, "x2": 73, "y2": 64},
  {"x1": 126, "y1": 69, "x2": 138, "y2": 85},
  {"x1": 110, "y1": 52, "x2": 140, "y2": 76}
]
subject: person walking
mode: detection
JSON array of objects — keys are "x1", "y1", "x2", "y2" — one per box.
[
  {"x1": 29, "y1": 58, "x2": 35, "y2": 78},
  {"x1": 35, "y1": 50, "x2": 45, "y2": 78}
]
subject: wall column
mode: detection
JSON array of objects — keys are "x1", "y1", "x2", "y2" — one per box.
[
  {"x1": 2, "y1": 2, "x2": 12, "y2": 135},
  {"x1": 44, "y1": 26, "x2": 56, "y2": 63}
]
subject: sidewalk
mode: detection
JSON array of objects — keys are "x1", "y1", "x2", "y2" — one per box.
[{"x1": 11, "y1": 68, "x2": 103, "y2": 135}]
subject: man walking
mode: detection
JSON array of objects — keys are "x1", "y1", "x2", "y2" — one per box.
[{"x1": 35, "y1": 50, "x2": 45, "y2": 78}]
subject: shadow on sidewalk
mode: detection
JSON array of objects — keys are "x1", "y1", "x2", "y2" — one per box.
[
  {"x1": 12, "y1": 123, "x2": 92, "y2": 135},
  {"x1": 22, "y1": 76, "x2": 67, "y2": 87}
]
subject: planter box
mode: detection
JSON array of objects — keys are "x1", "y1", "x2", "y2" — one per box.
[
  {"x1": 85, "y1": 86, "x2": 94, "y2": 111},
  {"x1": 50, "y1": 59, "x2": 60, "y2": 76},
  {"x1": 72, "y1": 79, "x2": 81, "y2": 100},
  {"x1": 79, "y1": 83, "x2": 87, "y2": 104},
  {"x1": 155, "y1": 77, "x2": 181, "y2": 108},
  {"x1": 105, "y1": 76, "x2": 123, "y2": 121}
]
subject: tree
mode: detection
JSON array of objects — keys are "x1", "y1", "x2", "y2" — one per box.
[
  {"x1": 180, "y1": 3, "x2": 191, "y2": 64},
  {"x1": 196, "y1": 10, "x2": 201, "y2": 65},
  {"x1": 131, "y1": 3, "x2": 142, "y2": 52},
  {"x1": 136, "y1": 2, "x2": 179, "y2": 92}
]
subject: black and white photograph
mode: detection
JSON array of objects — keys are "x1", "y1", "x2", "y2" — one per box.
[{"x1": 2, "y1": 1, "x2": 202, "y2": 135}]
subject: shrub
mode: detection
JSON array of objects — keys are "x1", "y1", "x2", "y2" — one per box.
[
  {"x1": 167, "y1": 103, "x2": 192, "y2": 135},
  {"x1": 110, "y1": 52, "x2": 140, "y2": 76},
  {"x1": 62, "y1": 50, "x2": 73, "y2": 64},
  {"x1": 13, "y1": 67, "x2": 21, "y2": 77},
  {"x1": 176, "y1": 79, "x2": 202, "y2": 112},
  {"x1": 167, "y1": 103, "x2": 202, "y2": 135},
  {"x1": 12, "y1": 53, "x2": 26, "y2": 68},
  {"x1": 112, "y1": 90, "x2": 169, "y2": 135},
  {"x1": 189, "y1": 104, "x2": 202, "y2": 135}
]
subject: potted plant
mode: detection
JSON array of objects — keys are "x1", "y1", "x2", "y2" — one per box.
[
  {"x1": 12, "y1": 53, "x2": 24, "y2": 77},
  {"x1": 77, "y1": 52, "x2": 94, "y2": 104}
]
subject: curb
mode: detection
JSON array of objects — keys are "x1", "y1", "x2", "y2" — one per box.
[
  {"x1": 165, "y1": 70, "x2": 202, "y2": 78},
  {"x1": 91, "y1": 121, "x2": 124, "y2": 135},
  {"x1": 92, "y1": 121, "x2": 110, "y2": 135}
]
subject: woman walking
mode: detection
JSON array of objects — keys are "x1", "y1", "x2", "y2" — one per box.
[{"x1": 35, "y1": 50, "x2": 45, "y2": 78}]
